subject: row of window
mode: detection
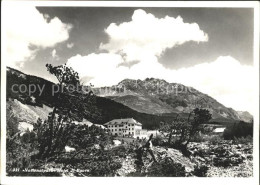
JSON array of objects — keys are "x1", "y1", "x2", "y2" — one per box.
[
  {"x1": 113, "y1": 132, "x2": 134, "y2": 135},
  {"x1": 110, "y1": 128, "x2": 134, "y2": 132},
  {"x1": 108, "y1": 124, "x2": 135, "y2": 128}
]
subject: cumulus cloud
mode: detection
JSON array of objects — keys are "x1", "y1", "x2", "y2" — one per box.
[
  {"x1": 67, "y1": 53, "x2": 127, "y2": 86},
  {"x1": 3, "y1": 5, "x2": 72, "y2": 68},
  {"x1": 100, "y1": 9, "x2": 208, "y2": 63},
  {"x1": 66, "y1": 9, "x2": 254, "y2": 113},
  {"x1": 67, "y1": 54, "x2": 255, "y2": 113},
  {"x1": 167, "y1": 56, "x2": 255, "y2": 113}
]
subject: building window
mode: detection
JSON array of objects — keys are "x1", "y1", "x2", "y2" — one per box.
[
  {"x1": 119, "y1": 129, "x2": 121, "y2": 131},
  {"x1": 132, "y1": 128, "x2": 134, "y2": 130},
  {"x1": 132, "y1": 124, "x2": 134, "y2": 126},
  {"x1": 132, "y1": 132, "x2": 134, "y2": 134},
  {"x1": 111, "y1": 129, "x2": 113, "y2": 132},
  {"x1": 115, "y1": 129, "x2": 117, "y2": 131},
  {"x1": 129, "y1": 128, "x2": 130, "y2": 130}
]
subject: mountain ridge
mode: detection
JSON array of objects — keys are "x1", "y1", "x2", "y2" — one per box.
[
  {"x1": 6, "y1": 67, "x2": 252, "y2": 129},
  {"x1": 94, "y1": 78, "x2": 253, "y2": 122},
  {"x1": 6, "y1": 67, "x2": 190, "y2": 129}
]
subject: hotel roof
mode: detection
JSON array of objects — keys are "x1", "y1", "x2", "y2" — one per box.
[{"x1": 104, "y1": 118, "x2": 142, "y2": 126}]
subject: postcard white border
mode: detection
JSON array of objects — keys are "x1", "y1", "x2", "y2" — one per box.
[{"x1": 1, "y1": 1, "x2": 259, "y2": 185}]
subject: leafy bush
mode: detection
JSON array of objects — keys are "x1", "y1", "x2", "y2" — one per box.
[
  {"x1": 193, "y1": 164, "x2": 209, "y2": 177},
  {"x1": 6, "y1": 105, "x2": 19, "y2": 137},
  {"x1": 145, "y1": 157, "x2": 186, "y2": 177},
  {"x1": 233, "y1": 135, "x2": 253, "y2": 144},
  {"x1": 55, "y1": 146, "x2": 122, "y2": 176},
  {"x1": 213, "y1": 157, "x2": 243, "y2": 168},
  {"x1": 41, "y1": 122, "x2": 121, "y2": 176},
  {"x1": 7, "y1": 137, "x2": 32, "y2": 171},
  {"x1": 32, "y1": 116, "x2": 76, "y2": 159},
  {"x1": 6, "y1": 130, "x2": 41, "y2": 176},
  {"x1": 195, "y1": 147, "x2": 211, "y2": 158},
  {"x1": 69, "y1": 124, "x2": 113, "y2": 150},
  {"x1": 6, "y1": 106, "x2": 36, "y2": 173},
  {"x1": 190, "y1": 133, "x2": 206, "y2": 142},
  {"x1": 159, "y1": 108, "x2": 212, "y2": 152},
  {"x1": 81, "y1": 149, "x2": 122, "y2": 176},
  {"x1": 207, "y1": 135, "x2": 223, "y2": 145},
  {"x1": 152, "y1": 135, "x2": 166, "y2": 146},
  {"x1": 211, "y1": 145, "x2": 244, "y2": 167}
]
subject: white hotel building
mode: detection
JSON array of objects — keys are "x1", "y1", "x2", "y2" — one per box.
[{"x1": 104, "y1": 118, "x2": 144, "y2": 138}]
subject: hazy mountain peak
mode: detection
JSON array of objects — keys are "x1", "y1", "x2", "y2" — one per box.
[{"x1": 97, "y1": 78, "x2": 253, "y2": 122}]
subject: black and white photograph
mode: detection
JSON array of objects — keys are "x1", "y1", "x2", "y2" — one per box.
[{"x1": 1, "y1": 1, "x2": 259, "y2": 185}]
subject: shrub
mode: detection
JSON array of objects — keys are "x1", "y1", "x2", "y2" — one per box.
[
  {"x1": 211, "y1": 145, "x2": 244, "y2": 167},
  {"x1": 6, "y1": 131, "x2": 38, "y2": 174},
  {"x1": 6, "y1": 106, "x2": 38, "y2": 174},
  {"x1": 6, "y1": 137, "x2": 31, "y2": 171},
  {"x1": 207, "y1": 135, "x2": 223, "y2": 145},
  {"x1": 69, "y1": 124, "x2": 114, "y2": 150},
  {"x1": 84, "y1": 149, "x2": 122, "y2": 176},
  {"x1": 213, "y1": 157, "x2": 243, "y2": 167},
  {"x1": 152, "y1": 135, "x2": 166, "y2": 146},
  {"x1": 47, "y1": 124, "x2": 122, "y2": 176},
  {"x1": 111, "y1": 145, "x2": 128, "y2": 158},
  {"x1": 195, "y1": 147, "x2": 211, "y2": 158},
  {"x1": 159, "y1": 108, "x2": 212, "y2": 155},
  {"x1": 145, "y1": 157, "x2": 186, "y2": 177},
  {"x1": 190, "y1": 133, "x2": 206, "y2": 142},
  {"x1": 56, "y1": 147, "x2": 122, "y2": 176},
  {"x1": 33, "y1": 116, "x2": 76, "y2": 159},
  {"x1": 193, "y1": 164, "x2": 209, "y2": 177},
  {"x1": 233, "y1": 135, "x2": 253, "y2": 144},
  {"x1": 6, "y1": 105, "x2": 19, "y2": 137}
]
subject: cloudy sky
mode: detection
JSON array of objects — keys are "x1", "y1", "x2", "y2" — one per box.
[{"x1": 3, "y1": 6, "x2": 256, "y2": 113}]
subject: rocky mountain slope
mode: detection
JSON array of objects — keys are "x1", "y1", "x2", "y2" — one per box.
[
  {"x1": 94, "y1": 78, "x2": 252, "y2": 122},
  {"x1": 6, "y1": 67, "x2": 190, "y2": 129},
  {"x1": 236, "y1": 111, "x2": 253, "y2": 123},
  {"x1": 6, "y1": 67, "x2": 252, "y2": 129},
  {"x1": 7, "y1": 99, "x2": 52, "y2": 123}
]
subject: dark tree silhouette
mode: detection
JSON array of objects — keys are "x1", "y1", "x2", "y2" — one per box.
[
  {"x1": 36, "y1": 64, "x2": 97, "y2": 159},
  {"x1": 159, "y1": 108, "x2": 212, "y2": 156},
  {"x1": 135, "y1": 134, "x2": 157, "y2": 172}
]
